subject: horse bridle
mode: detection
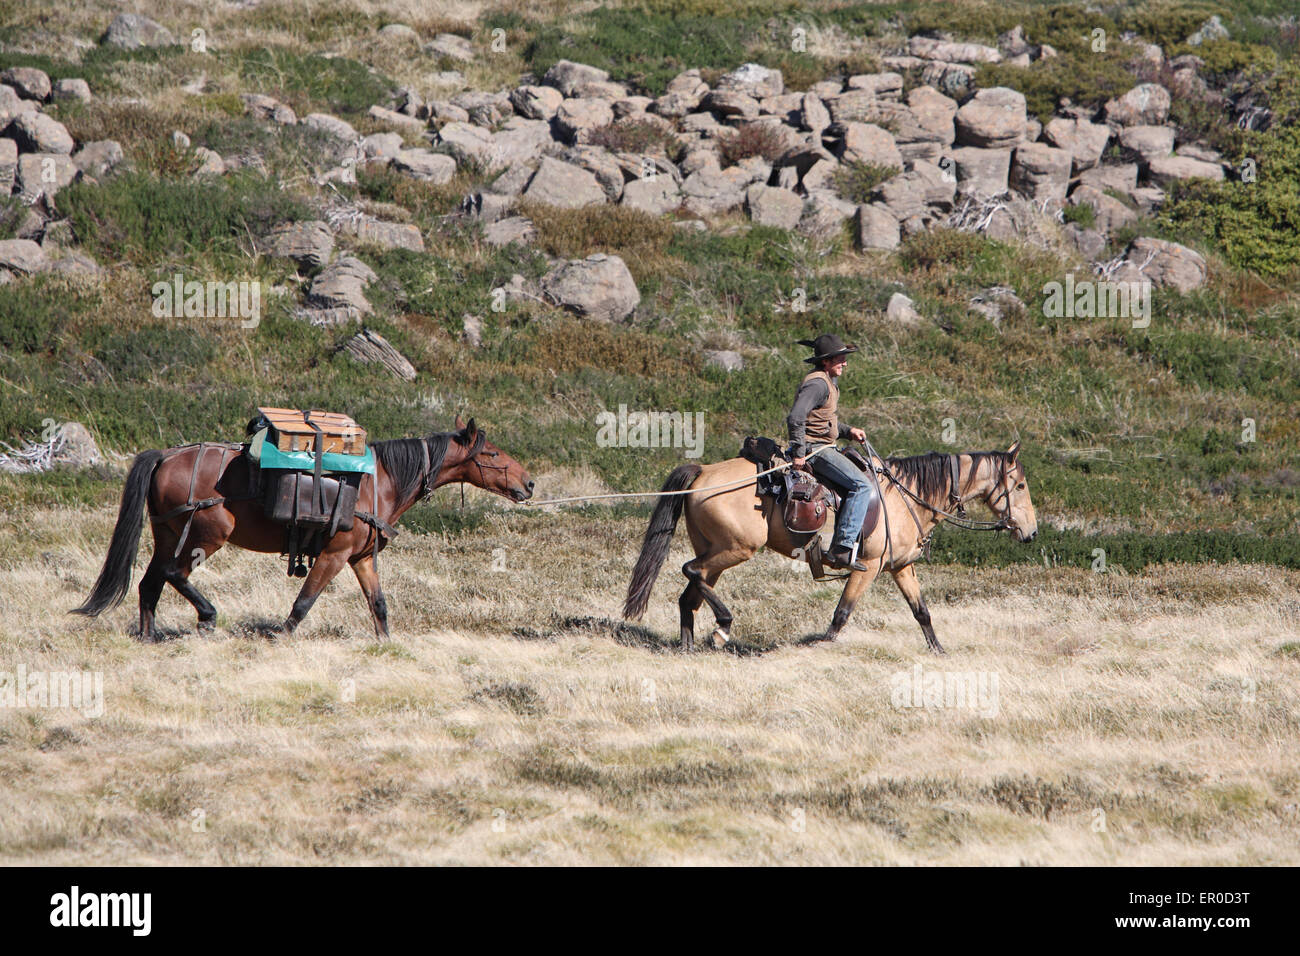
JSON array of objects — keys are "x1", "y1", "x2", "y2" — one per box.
[
  {"x1": 419, "y1": 430, "x2": 509, "y2": 501},
  {"x1": 873, "y1": 447, "x2": 1017, "y2": 533}
]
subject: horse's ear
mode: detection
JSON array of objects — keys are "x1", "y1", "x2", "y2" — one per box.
[
  {"x1": 466, "y1": 417, "x2": 477, "y2": 437},
  {"x1": 454, "y1": 414, "x2": 466, "y2": 429},
  {"x1": 1007, "y1": 440, "x2": 1021, "y2": 461}
]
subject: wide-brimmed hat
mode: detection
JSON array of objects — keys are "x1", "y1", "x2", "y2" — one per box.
[{"x1": 797, "y1": 333, "x2": 858, "y2": 364}]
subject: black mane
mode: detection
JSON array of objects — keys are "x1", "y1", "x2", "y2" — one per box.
[
  {"x1": 883, "y1": 450, "x2": 1009, "y2": 502},
  {"x1": 370, "y1": 432, "x2": 456, "y2": 505}
]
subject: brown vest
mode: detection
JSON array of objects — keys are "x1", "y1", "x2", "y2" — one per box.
[{"x1": 801, "y1": 369, "x2": 838, "y2": 446}]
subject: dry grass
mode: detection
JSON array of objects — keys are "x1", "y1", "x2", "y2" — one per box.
[{"x1": 3, "y1": 503, "x2": 1298, "y2": 865}]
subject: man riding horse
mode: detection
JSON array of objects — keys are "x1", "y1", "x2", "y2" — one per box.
[{"x1": 787, "y1": 333, "x2": 880, "y2": 573}]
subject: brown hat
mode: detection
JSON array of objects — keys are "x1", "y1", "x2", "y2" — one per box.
[{"x1": 797, "y1": 333, "x2": 858, "y2": 364}]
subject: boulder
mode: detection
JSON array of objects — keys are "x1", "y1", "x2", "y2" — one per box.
[
  {"x1": 901, "y1": 86, "x2": 957, "y2": 147},
  {"x1": 366, "y1": 105, "x2": 424, "y2": 132},
  {"x1": 559, "y1": 145, "x2": 624, "y2": 201},
  {"x1": 800, "y1": 93, "x2": 832, "y2": 135},
  {"x1": 1009, "y1": 143, "x2": 1071, "y2": 202},
  {"x1": 951, "y1": 146, "x2": 1011, "y2": 199},
  {"x1": 487, "y1": 160, "x2": 539, "y2": 196},
  {"x1": 0, "y1": 85, "x2": 36, "y2": 125},
  {"x1": 955, "y1": 87, "x2": 1026, "y2": 149},
  {"x1": 621, "y1": 176, "x2": 682, "y2": 216},
  {"x1": 16, "y1": 153, "x2": 78, "y2": 201},
  {"x1": 242, "y1": 93, "x2": 296, "y2": 125},
  {"x1": 1063, "y1": 223, "x2": 1107, "y2": 260},
  {"x1": 1, "y1": 67, "x2": 52, "y2": 101},
  {"x1": 574, "y1": 81, "x2": 629, "y2": 101},
  {"x1": 680, "y1": 168, "x2": 745, "y2": 215},
  {"x1": 1121, "y1": 237, "x2": 1206, "y2": 292},
  {"x1": 522, "y1": 157, "x2": 606, "y2": 208},
  {"x1": 9, "y1": 113, "x2": 75, "y2": 154},
  {"x1": 308, "y1": 256, "x2": 376, "y2": 314},
  {"x1": 702, "y1": 90, "x2": 760, "y2": 119},
  {"x1": 828, "y1": 90, "x2": 910, "y2": 128},
  {"x1": 425, "y1": 33, "x2": 474, "y2": 62},
  {"x1": 0, "y1": 138, "x2": 15, "y2": 193},
  {"x1": 1146, "y1": 155, "x2": 1224, "y2": 185},
  {"x1": 855, "y1": 203, "x2": 900, "y2": 250},
  {"x1": 1041, "y1": 117, "x2": 1110, "y2": 173},
  {"x1": 1079, "y1": 163, "x2": 1139, "y2": 195},
  {"x1": 745, "y1": 184, "x2": 803, "y2": 229},
  {"x1": 541, "y1": 254, "x2": 641, "y2": 322},
  {"x1": 362, "y1": 132, "x2": 404, "y2": 159},
  {"x1": 1118, "y1": 125, "x2": 1175, "y2": 163},
  {"x1": 1186, "y1": 16, "x2": 1229, "y2": 46},
  {"x1": 1104, "y1": 84, "x2": 1171, "y2": 126},
  {"x1": 0, "y1": 238, "x2": 47, "y2": 274},
  {"x1": 267, "y1": 221, "x2": 335, "y2": 269},
  {"x1": 704, "y1": 350, "x2": 744, "y2": 372},
  {"x1": 392, "y1": 149, "x2": 456, "y2": 183},
  {"x1": 798, "y1": 190, "x2": 856, "y2": 239},
  {"x1": 1068, "y1": 185, "x2": 1136, "y2": 234},
  {"x1": 554, "y1": 98, "x2": 615, "y2": 144},
  {"x1": 435, "y1": 122, "x2": 494, "y2": 165},
  {"x1": 483, "y1": 216, "x2": 536, "y2": 247},
  {"x1": 352, "y1": 220, "x2": 424, "y2": 252},
  {"x1": 51, "y1": 78, "x2": 91, "y2": 104},
  {"x1": 717, "y1": 63, "x2": 783, "y2": 99},
  {"x1": 886, "y1": 292, "x2": 922, "y2": 325},
  {"x1": 192, "y1": 147, "x2": 225, "y2": 176},
  {"x1": 491, "y1": 117, "x2": 554, "y2": 169},
  {"x1": 835, "y1": 122, "x2": 903, "y2": 168},
  {"x1": 102, "y1": 13, "x2": 175, "y2": 49},
  {"x1": 510, "y1": 85, "x2": 564, "y2": 121},
  {"x1": 543, "y1": 60, "x2": 611, "y2": 98},
  {"x1": 908, "y1": 36, "x2": 1002, "y2": 63},
  {"x1": 302, "y1": 113, "x2": 357, "y2": 141},
  {"x1": 845, "y1": 72, "x2": 904, "y2": 99}
]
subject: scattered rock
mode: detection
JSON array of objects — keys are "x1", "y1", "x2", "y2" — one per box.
[
  {"x1": 1009, "y1": 143, "x2": 1071, "y2": 202},
  {"x1": 52, "y1": 78, "x2": 92, "y2": 103},
  {"x1": 704, "y1": 349, "x2": 744, "y2": 372},
  {"x1": 1118, "y1": 125, "x2": 1175, "y2": 163},
  {"x1": 267, "y1": 220, "x2": 335, "y2": 269},
  {"x1": 343, "y1": 329, "x2": 417, "y2": 381},
  {"x1": 834, "y1": 122, "x2": 904, "y2": 168},
  {"x1": 621, "y1": 175, "x2": 682, "y2": 215},
  {"x1": 1146, "y1": 155, "x2": 1224, "y2": 185},
  {"x1": 680, "y1": 168, "x2": 745, "y2": 216},
  {"x1": 886, "y1": 291, "x2": 922, "y2": 325},
  {"x1": 102, "y1": 13, "x2": 175, "y2": 49},
  {"x1": 955, "y1": 87, "x2": 1026, "y2": 149},
  {"x1": 1, "y1": 67, "x2": 52, "y2": 101},
  {"x1": 243, "y1": 93, "x2": 296, "y2": 125},
  {"x1": 351, "y1": 219, "x2": 424, "y2": 252},
  {"x1": 1068, "y1": 185, "x2": 1136, "y2": 234},
  {"x1": 10, "y1": 113, "x2": 75, "y2": 154},
  {"x1": 523, "y1": 157, "x2": 606, "y2": 208},
  {"x1": 16, "y1": 153, "x2": 78, "y2": 201},
  {"x1": 0, "y1": 138, "x2": 15, "y2": 193},
  {"x1": 951, "y1": 146, "x2": 1012, "y2": 199},
  {"x1": 425, "y1": 33, "x2": 474, "y2": 62},
  {"x1": 308, "y1": 255, "x2": 377, "y2": 314},
  {"x1": 482, "y1": 216, "x2": 536, "y2": 247},
  {"x1": 543, "y1": 60, "x2": 610, "y2": 98},
  {"x1": 745, "y1": 184, "x2": 803, "y2": 229},
  {"x1": 541, "y1": 253, "x2": 640, "y2": 322},
  {"x1": 1041, "y1": 117, "x2": 1110, "y2": 173},
  {"x1": 717, "y1": 63, "x2": 783, "y2": 99},
  {"x1": 1186, "y1": 16, "x2": 1229, "y2": 46},
  {"x1": 302, "y1": 113, "x2": 358, "y2": 141},
  {"x1": 1119, "y1": 237, "x2": 1206, "y2": 292},
  {"x1": 510, "y1": 85, "x2": 564, "y2": 121},
  {"x1": 367, "y1": 105, "x2": 424, "y2": 132},
  {"x1": 0, "y1": 238, "x2": 48, "y2": 274},
  {"x1": 391, "y1": 149, "x2": 456, "y2": 183},
  {"x1": 1104, "y1": 84, "x2": 1171, "y2": 127},
  {"x1": 856, "y1": 203, "x2": 900, "y2": 250},
  {"x1": 908, "y1": 36, "x2": 1003, "y2": 63},
  {"x1": 462, "y1": 313, "x2": 483, "y2": 347},
  {"x1": 968, "y1": 286, "x2": 1024, "y2": 325}
]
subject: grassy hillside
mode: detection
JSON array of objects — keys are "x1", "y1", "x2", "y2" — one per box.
[{"x1": 0, "y1": 0, "x2": 1297, "y2": 572}]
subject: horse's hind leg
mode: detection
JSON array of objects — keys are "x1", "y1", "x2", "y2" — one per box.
[
  {"x1": 891, "y1": 563, "x2": 943, "y2": 654},
  {"x1": 684, "y1": 548, "x2": 752, "y2": 650},
  {"x1": 138, "y1": 555, "x2": 167, "y2": 643},
  {"x1": 678, "y1": 565, "x2": 704, "y2": 653},
  {"x1": 167, "y1": 523, "x2": 229, "y2": 634}
]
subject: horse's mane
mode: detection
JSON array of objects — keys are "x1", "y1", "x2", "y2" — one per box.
[
  {"x1": 883, "y1": 450, "x2": 1009, "y2": 502},
  {"x1": 370, "y1": 432, "x2": 455, "y2": 505}
]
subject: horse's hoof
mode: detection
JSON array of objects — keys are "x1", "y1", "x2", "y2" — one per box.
[
  {"x1": 927, "y1": 643, "x2": 946, "y2": 656},
  {"x1": 710, "y1": 627, "x2": 730, "y2": 649},
  {"x1": 197, "y1": 619, "x2": 216, "y2": 634}
]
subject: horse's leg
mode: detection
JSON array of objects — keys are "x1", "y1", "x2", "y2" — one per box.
[
  {"x1": 350, "y1": 553, "x2": 389, "y2": 641},
  {"x1": 677, "y1": 566, "x2": 704, "y2": 653},
  {"x1": 891, "y1": 563, "x2": 944, "y2": 654},
  {"x1": 684, "y1": 548, "x2": 752, "y2": 649},
  {"x1": 823, "y1": 562, "x2": 880, "y2": 642},
  {"x1": 137, "y1": 554, "x2": 168, "y2": 643},
  {"x1": 164, "y1": 524, "x2": 228, "y2": 633},
  {"x1": 281, "y1": 547, "x2": 350, "y2": 635}
]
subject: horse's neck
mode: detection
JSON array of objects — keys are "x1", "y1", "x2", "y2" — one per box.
[{"x1": 378, "y1": 441, "x2": 469, "y2": 521}]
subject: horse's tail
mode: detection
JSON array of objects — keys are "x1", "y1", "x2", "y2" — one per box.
[
  {"x1": 623, "y1": 463, "x2": 702, "y2": 621},
  {"x1": 71, "y1": 449, "x2": 166, "y2": 616}
]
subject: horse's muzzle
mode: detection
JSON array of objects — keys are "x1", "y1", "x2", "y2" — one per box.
[{"x1": 509, "y1": 480, "x2": 535, "y2": 502}]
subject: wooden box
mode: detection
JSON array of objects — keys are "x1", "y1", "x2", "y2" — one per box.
[{"x1": 256, "y1": 407, "x2": 367, "y2": 456}]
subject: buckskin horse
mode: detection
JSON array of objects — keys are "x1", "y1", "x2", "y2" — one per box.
[
  {"x1": 73, "y1": 416, "x2": 533, "y2": 641},
  {"x1": 624, "y1": 441, "x2": 1038, "y2": 652}
]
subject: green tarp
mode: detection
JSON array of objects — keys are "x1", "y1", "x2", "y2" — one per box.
[{"x1": 249, "y1": 428, "x2": 375, "y2": 474}]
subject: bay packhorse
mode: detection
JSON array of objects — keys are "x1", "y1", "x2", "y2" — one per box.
[
  {"x1": 73, "y1": 416, "x2": 533, "y2": 641},
  {"x1": 624, "y1": 441, "x2": 1038, "y2": 652}
]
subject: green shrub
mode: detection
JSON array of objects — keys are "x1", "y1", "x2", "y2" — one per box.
[
  {"x1": 1168, "y1": 39, "x2": 1278, "y2": 78},
  {"x1": 237, "y1": 48, "x2": 391, "y2": 116},
  {"x1": 898, "y1": 228, "x2": 990, "y2": 271},
  {"x1": 584, "y1": 118, "x2": 682, "y2": 157},
  {"x1": 1062, "y1": 202, "x2": 1096, "y2": 228},
  {"x1": 977, "y1": 52, "x2": 1138, "y2": 123},
  {"x1": 833, "y1": 161, "x2": 901, "y2": 204}
]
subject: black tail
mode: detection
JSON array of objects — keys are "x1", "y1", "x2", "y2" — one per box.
[
  {"x1": 623, "y1": 464, "x2": 702, "y2": 621},
  {"x1": 71, "y1": 450, "x2": 165, "y2": 616}
]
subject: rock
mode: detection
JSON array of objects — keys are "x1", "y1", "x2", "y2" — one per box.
[
  {"x1": 855, "y1": 203, "x2": 900, "y2": 250},
  {"x1": 1041, "y1": 117, "x2": 1110, "y2": 173},
  {"x1": 1063, "y1": 223, "x2": 1106, "y2": 260},
  {"x1": 1122, "y1": 237, "x2": 1206, "y2": 292},
  {"x1": 702, "y1": 90, "x2": 760, "y2": 119},
  {"x1": 102, "y1": 13, "x2": 175, "y2": 49},
  {"x1": 886, "y1": 292, "x2": 922, "y2": 324},
  {"x1": 621, "y1": 175, "x2": 682, "y2": 215},
  {"x1": 800, "y1": 93, "x2": 832, "y2": 135},
  {"x1": 745, "y1": 184, "x2": 803, "y2": 229},
  {"x1": 874, "y1": 173, "x2": 929, "y2": 223},
  {"x1": 1186, "y1": 16, "x2": 1229, "y2": 46},
  {"x1": 10, "y1": 113, "x2": 75, "y2": 154},
  {"x1": 541, "y1": 253, "x2": 640, "y2": 322},
  {"x1": 1, "y1": 67, "x2": 52, "y2": 101},
  {"x1": 835, "y1": 122, "x2": 904, "y2": 168},
  {"x1": 922, "y1": 62, "x2": 976, "y2": 100},
  {"x1": 800, "y1": 157, "x2": 839, "y2": 192},
  {"x1": 798, "y1": 190, "x2": 856, "y2": 239},
  {"x1": 482, "y1": 216, "x2": 536, "y2": 247},
  {"x1": 955, "y1": 87, "x2": 1026, "y2": 149},
  {"x1": 558, "y1": 145, "x2": 624, "y2": 200},
  {"x1": 554, "y1": 98, "x2": 615, "y2": 144},
  {"x1": 428, "y1": 100, "x2": 470, "y2": 123},
  {"x1": 0, "y1": 85, "x2": 37, "y2": 125},
  {"x1": 0, "y1": 238, "x2": 47, "y2": 274},
  {"x1": 434, "y1": 122, "x2": 493, "y2": 164},
  {"x1": 998, "y1": 25, "x2": 1032, "y2": 57},
  {"x1": 488, "y1": 160, "x2": 539, "y2": 197},
  {"x1": 362, "y1": 132, "x2": 403, "y2": 159},
  {"x1": 491, "y1": 117, "x2": 554, "y2": 169},
  {"x1": 192, "y1": 147, "x2": 225, "y2": 176},
  {"x1": 651, "y1": 91, "x2": 704, "y2": 119},
  {"x1": 543, "y1": 60, "x2": 611, "y2": 98},
  {"x1": 16, "y1": 153, "x2": 78, "y2": 202},
  {"x1": 1009, "y1": 143, "x2": 1071, "y2": 202},
  {"x1": 0, "y1": 138, "x2": 15, "y2": 193},
  {"x1": 302, "y1": 113, "x2": 358, "y2": 141},
  {"x1": 612, "y1": 96, "x2": 653, "y2": 119},
  {"x1": 908, "y1": 36, "x2": 1002, "y2": 63},
  {"x1": 52, "y1": 78, "x2": 92, "y2": 103},
  {"x1": 760, "y1": 92, "x2": 803, "y2": 124},
  {"x1": 308, "y1": 256, "x2": 376, "y2": 314},
  {"x1": 392, "y1": 149, "x2": 456, "y2": 183},
  {"x1": 968, "y1": 287, "x2": 1023, "y2": 325},
  {"x1": 366, "y1": 105, "x2": 424, "y2": 132},
  {"x1": 1176, "y1": 143, "x2": 1223, "y2": 164},
  {"x1": 268, "y1": 221, "x2": 334, "y2": 269},
  {"x1": 680, "y1": 147, "x2": 721, "y2": 176},
  {"x1": 1068, "y1": 185, "x2": 1136, "y2": 234},
  {"x1": 1104, "y1": 84, "x2": 1171, "y2": 127},
  {"x1": 680, "y1": 168, "x2": 745, "y2": 216},
  {"x1": 343, "y1": 329, "x2": 417, "y2": 381},
  {"x1": 378, "y1": 23, "x2": 420, "y2": 42},
  {"x1": 983, "y1": 197, "x2": 1057, "y2": 247},
  {"x1": 462, "y1": 313, "x2": 483, "y2": 348},
  {"x1": 461, "y1": 190, "x2": 513, "y2": 222},
  {"x1": 828, "y1": 90, "x2": 910, "y2": 128},
  {"x1": 1147, "y1": 155, "x2": 1224, "y2": 185},
  {"x1": 845, "y1": 72, "x2": 904, "y2": 99},
  {"x1": 171, "y1": 130, "x2": 191, "y2": 150},
  {"x1": 352, "y1": 220, "x2": 424, "y2": 252},
  {"x1": 1118, "y1": 125, "x2": 1175, "y2": 165},
  {"x1": 901, "y1": 86, "x2": 957, "y2": 150},
  {"x1": 510, "y1": 85, "x2": 564, "y2": 121},
  {"x1": 425, "y1": 33, "x2": 474, "y2": 62},
  {"x1": 242, "y1": 93, "x2": 296, "y2": 125},
  {"x1": 1079, "y1": 163, "x2": 1138, "y2": 195},
  {"x1": 70, "y1": 140, "x2": 124, "y2": 177},
  {"x1": 704, "y1": 349, "x2": 744, "y2": 372},
  {"x1": 523, "y1": 157, "x2": 606, "y2": 208},
  {"x1": 1130, "y1": 186, "x2": 1167, "y2": 215},
  {"x1": 717, "y1": 63, "x2": 783, "y2": 99},
  {"x1": 951, "y1": 146, "x2": 1012, "y2": 199},
  {"x1": 574, "y1": 81, "x2": 628, "y2": 101}
]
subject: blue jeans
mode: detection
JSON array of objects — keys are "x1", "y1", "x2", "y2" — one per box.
[{"x1": 809, "y1": 445, "x2": 877, "y2": 552}]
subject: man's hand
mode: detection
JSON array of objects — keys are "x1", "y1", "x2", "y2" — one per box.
[
  {"x1": 848, "y1": 427, "x2": 866, "y2": 443},
  {"x1": 792, "y1": 456, "x2": 806, "y2": 470}
]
